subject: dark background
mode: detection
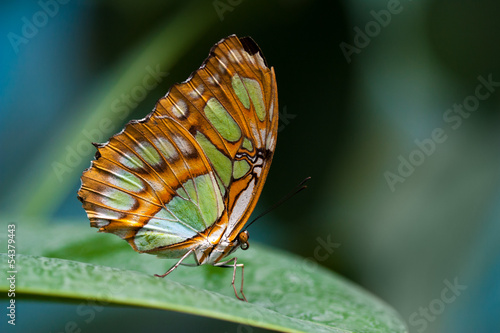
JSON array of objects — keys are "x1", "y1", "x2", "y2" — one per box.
[{"x1": 1, "y1": 0, "x2": 499, "y2": 332}]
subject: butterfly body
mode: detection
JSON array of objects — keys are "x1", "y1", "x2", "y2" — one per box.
[{"x1": 78, "y1": 35, "x2": 278, "y2": 300}]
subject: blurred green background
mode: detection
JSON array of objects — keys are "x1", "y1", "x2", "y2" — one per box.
[{"x1": 1, "y1": 0, "x2": 499, "y2": 332}]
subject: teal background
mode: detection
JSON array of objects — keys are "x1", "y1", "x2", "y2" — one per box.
[{"x1": 1, "y1": 0, "x2": 499, "y2": 332}]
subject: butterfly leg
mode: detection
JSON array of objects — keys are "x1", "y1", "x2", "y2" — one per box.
[
  {"x1": 216, "y1": 257, "x2": 247, "y2": 302},
  {"x1": 154, "y1": 248, "x2": 195, "y2": 278}
]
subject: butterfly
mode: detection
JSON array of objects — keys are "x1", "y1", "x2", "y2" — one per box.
[{"x1": 77, "y1": 35, "x2": 278, "y2": 301}]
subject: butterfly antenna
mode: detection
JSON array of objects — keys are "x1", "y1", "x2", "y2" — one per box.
[{"x1": 243, "y1": 177, "x2": 311, "y2": 231}]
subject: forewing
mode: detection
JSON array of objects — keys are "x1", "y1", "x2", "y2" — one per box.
[{"x1": 152, "y1": 35, "x2": 278, "y2": 241}]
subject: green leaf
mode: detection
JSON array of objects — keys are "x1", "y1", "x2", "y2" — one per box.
[{"x1": 0, "y1": 222, "x2": 407, "y2": 332}]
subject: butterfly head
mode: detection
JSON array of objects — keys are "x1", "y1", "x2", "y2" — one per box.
[
  {"x1": 238, "y1": 230, "x2": 250, "y2": 250},
  {"x1": 216, "y1": 230, "x2": 249, "y2": 261}
]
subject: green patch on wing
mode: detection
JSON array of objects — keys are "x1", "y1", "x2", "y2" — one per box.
[
  {"x1": 137, "y1": 142, "x2": 162, "y2": 165},
  {"x1": 233, "y1": 160, "x2": 250, "y2": 179},
  {"x1": 102, "y1": 189, "x2": 135, "y2": 211},
  {"x1": 134, "y1": 208, "x2": 195, "y2": 251},
  {"x1": 232, "y1": 73, "x2": 250, "y2": 108},
  {"x1": 134, "y1": 174, "x2": 224, "y2": 251},
  {"x1": 109, "y1": 168, "x2": 144, "y2": 193},
  {"x1": 242, "y1": 77, "x2": 266, "y2": 121},
  {"x1": 194, "y1": 173, "x2": 224, "y2": 226},
  {"x1": 196, "y1": 132, "x2": 232, "y2": 186},
  {"x1": 204, "y1": 98, "x2": 242, "y2": 142},
  {"x1": 242, "y1": 137, "x2": 253, "y2": 151}
]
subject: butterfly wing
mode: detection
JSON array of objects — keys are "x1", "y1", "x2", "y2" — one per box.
[
  {"x1": 153, "y1": 35, "x2": 278, "y2": 242},
  {"x1": 78, "y1": 35, "x2": 278, "y2": 258},
  {"x1": 78, "y1": 114, "x2": 226, "y2": 258}
]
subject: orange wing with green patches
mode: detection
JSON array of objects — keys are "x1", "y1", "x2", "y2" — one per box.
[{"x1": 78, "y1": 35, "x2": 278, "y2": 256}]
